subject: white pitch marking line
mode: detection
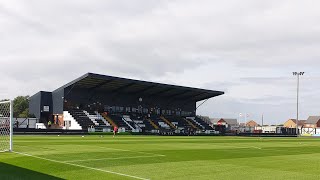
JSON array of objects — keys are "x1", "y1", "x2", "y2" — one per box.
[
  {"x1": 13, "y1": 151, "x2": 150, "y2": 180},
  {"x1": 90, "y1": 145, "x2": 166, "y2": 157},
  {"x1": 216, "y1": 144, "x2": 263, "y2": 150},
  {"x1": 65, "y1": 154, "x2": 166, "y2": 163},
  {"x1": 251, "y1": 146, "x2": 262, "y2": 150}
]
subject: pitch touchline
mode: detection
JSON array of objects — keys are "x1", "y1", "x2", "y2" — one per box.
[
  {"x1": 13, "y1": 151, "x2": 150, "y2": 180},
  {"x1": 64, "y1": 154, "x2": 166, "y2": 163}
]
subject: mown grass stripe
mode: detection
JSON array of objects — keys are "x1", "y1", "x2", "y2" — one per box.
[{"x1": 13, "y1": 151, "x2": 150, "y2": 180}]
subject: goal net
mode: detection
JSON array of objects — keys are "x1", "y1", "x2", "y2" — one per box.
[{"x1": 0, "y1": 101, "x2": 13, "y2": 152}]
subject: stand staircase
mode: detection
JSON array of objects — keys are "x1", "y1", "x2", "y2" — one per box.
[
  {"x1": 148, "y1": 119, "x2": 159, "y2": 129},
  {"x1": 160, "y1": 116, "x2": 176, "y2": 129},
  {"x1": 101, "y1": 113, "x2": 117, "y2": 127}
]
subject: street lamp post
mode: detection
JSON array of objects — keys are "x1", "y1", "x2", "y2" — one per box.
[
  {"x1": 293, "y1": 72, "x2": 304, "y2": 136},
  {"x1": 239, "y1": 113, "x2": 243, "y2": 132}
]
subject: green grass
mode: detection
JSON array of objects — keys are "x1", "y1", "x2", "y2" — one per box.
[{"x1": 1, "y1": 135, "x2": 320, "y2": 180}]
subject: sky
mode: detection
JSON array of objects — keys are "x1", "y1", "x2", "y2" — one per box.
[{"x1": 1, "y1": 0, "x2": 320, "y2": 124}]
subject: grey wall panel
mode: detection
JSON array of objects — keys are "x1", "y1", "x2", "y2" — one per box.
[
  {"x1": 29, "y1": 92, "x2": 41, "y2": 119},
  {"x1": 40, "y1": 91, "x2": 52, "y2": 113},
  {"x1": 52, "y1": 88, "x2": 64, "y2": 114}
]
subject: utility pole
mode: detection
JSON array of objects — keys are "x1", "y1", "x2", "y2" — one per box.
[{"x1": 292, "y1": 72, "x2": 305, "y2": 136}]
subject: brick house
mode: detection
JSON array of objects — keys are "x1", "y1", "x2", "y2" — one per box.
[
  {"x1": 246, "y1": 120, "x2": 259, "y2": 127},
  {"x1": 304, "y1": 116, "x2": 320, "y2": 128},
  {"x1": 283, "y1": 119, "x2": 306, "y2": 128}
]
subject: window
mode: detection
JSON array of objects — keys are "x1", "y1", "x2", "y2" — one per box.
[
  {"x1": 111, "y1": 106, "x2": 116, "y2": 112},
  {"x1": 181, "y1": 111, "x2": 191, "y2": 116},
  {"x1": 104, "y1": 105, "x2": 110, "y2": 111},
  {"x1": 119, "y1": 107, "x2": 124, "y2": 112},
  {"x1": 167, "y1": 110, "x2": 171, "y2": 115},
  {"x1": 115, "y1": 106, "x2": 121, "y2": 112}
]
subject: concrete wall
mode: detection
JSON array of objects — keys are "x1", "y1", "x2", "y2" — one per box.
[{"x1": 63, "y1": 111, "x2": 82, "y2": 130}]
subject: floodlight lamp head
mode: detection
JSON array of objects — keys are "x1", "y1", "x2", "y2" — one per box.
[{"x1": 293, "y1": 72, "x2": 305, "y2": 76}]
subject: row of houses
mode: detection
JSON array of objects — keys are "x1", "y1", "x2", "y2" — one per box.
[
  {"x1": 210, "y1": 118, "x2": 257, "y2": 128},
  {"x1": 210, "y1": 116, "x2": 320, "y2": 128},
  {"x1": 283, "y1": 116, "x2": 320, "y2": 128},
  {"x1": 209, "y1": 116, "x2": 320, "y2": 135}
]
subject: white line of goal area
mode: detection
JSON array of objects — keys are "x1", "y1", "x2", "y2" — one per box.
[
  {"x1": 87, "y1": 145, "x2": 166, "y2": 157},
  {"x1": 13, "y1": 151, "x2": 151, "y2": 180},
  {"x1": 64, "y1": 154, "x2": 165, "y2": 163}
]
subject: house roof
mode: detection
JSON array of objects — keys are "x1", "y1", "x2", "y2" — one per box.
[
  {"x1": 211, "y1": 118, "x2": 222, "y2": 123},
  {"x1": 289, "y1": 119, "x2": 306, "y2": 126},
  {"x1": 305, "y1": 116, "x2": 320, "y2": 124},
  {"x1": 246, "y1": 120, "x2": 257, "y2": 123},
  {"x1": 211, "y1": 118, "x2": 238, "y2": 125},
  {"x1": 221, "y1": 118, "x2": 238, "y2": 125},
  {"x1": 246, "y1": 120, "x2": 259, "y2": 125}
]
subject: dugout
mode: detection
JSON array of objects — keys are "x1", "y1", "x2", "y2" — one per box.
[{"x1": 29, "y1": 73, "x2": 224, "y2": 124}]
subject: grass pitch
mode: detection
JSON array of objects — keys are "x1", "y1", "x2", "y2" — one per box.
[{"x1": 1, "y1": 135, "x2": 320, "y2": 180}]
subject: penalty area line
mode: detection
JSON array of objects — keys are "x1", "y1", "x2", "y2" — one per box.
[{"x1": 12, "y1": 151, "x2": 150, "y2": 180}]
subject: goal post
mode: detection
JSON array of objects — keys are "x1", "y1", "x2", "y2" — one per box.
[{"x1": 0, "y1": 100, "x2": 13, "y2": 152}]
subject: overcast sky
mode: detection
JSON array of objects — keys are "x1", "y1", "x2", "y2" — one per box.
[{"x1": 1, "y1": 0, "x2": 320, "y2": 124}]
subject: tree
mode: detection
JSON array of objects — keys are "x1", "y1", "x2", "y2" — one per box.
[{"x1": 13, "y1": 96, "x2": 30, "y2": 118}]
